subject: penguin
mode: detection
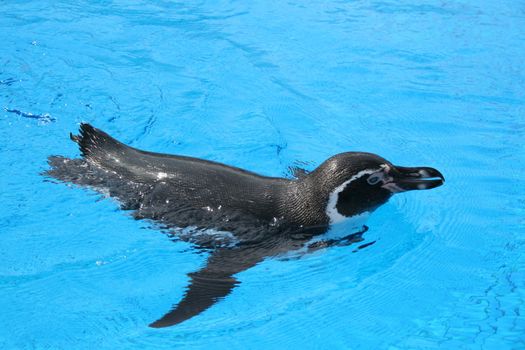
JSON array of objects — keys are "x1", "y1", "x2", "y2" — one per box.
[{"x1": 45, "y1": 123, "x2": 444, "y2": 327}]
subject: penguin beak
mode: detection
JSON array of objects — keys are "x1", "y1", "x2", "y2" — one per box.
[{"x1": 384, "y1": 166, "x2": 445, "y2": 192}]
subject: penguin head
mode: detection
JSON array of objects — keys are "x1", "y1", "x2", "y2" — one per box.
[{"x1": 313, "y1": 152, "x2": 444, "y2": 223}]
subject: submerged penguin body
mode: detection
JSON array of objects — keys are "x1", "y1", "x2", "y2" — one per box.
[{"x1": 45, "y1": 123, "x2": 444, "y2": 327}]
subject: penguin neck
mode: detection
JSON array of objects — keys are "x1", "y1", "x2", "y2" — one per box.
[{"x1": 279, "y1": 177, "x2": 329, "y2": 227}]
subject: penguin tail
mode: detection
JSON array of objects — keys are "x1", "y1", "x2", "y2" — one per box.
[
  {"x1": 44, "y1": 123, "x2": 133, "y2": 186},
  {"x1": 43, "y1": 123, "x2": 149, "y2": 210},
  {"x1": 70, "y1": 123, "x2": 128, "y2": 163}
]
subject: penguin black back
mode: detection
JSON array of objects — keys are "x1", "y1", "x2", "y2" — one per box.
[{"x1": 49, "y1": 124, "x2": 293, "y2": 231}]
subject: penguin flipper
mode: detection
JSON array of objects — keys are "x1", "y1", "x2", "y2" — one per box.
[{"x1": 149, "y1": 246, "x2": 265, "y2": 328}]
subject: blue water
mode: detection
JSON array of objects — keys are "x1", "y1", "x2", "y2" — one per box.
[{"x1": 1, "y1": 1, "x2": 524, "y2": 349}]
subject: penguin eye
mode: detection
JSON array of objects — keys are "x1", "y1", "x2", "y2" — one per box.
[{"x1": 367, "y1": 174, "x2": 381, "y2": 185}]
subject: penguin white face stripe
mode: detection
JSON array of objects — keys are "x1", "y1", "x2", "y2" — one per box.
[{"x1": 326, "y1": 166, "x2": 384, "y2": 224}]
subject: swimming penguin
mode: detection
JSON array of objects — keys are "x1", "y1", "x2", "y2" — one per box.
[{"x1": 45, "y1": 123, "x2": 444, "y2": 327}]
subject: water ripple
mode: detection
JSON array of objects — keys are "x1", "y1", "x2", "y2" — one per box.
[{"x1": 4, "y1": 108, "x2": 56, "y2": 124}]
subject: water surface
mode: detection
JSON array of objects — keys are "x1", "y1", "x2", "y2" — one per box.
[{"x1": 1, "y1": 1, "x2": 524, "y2": 349}]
